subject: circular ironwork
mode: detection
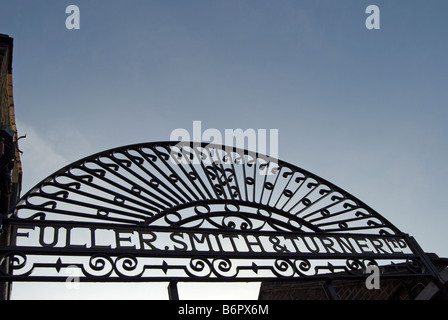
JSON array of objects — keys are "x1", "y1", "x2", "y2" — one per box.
[
  {"x1": 10, "y1": 141, "x2": 400, "y2": 235},
  {"x1": 2, "y1": 141, "x2": 430, "y2": 283}
]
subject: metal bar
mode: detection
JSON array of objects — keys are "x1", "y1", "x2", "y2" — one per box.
[
  {"x1": 3, "y1": 141, "x2": 426, "y2": 288},
  {"x1": 0, "y1": 273, "x2": 432, "y2": 283},
  {"x1": 0, "y1": 247, "x2": 420, "y2": 260},
  {"x1": 323, "y1": 280, "x2": 339, "y2": 300},
  {"x1": 168, "y1": 281, "x2": 179, "y2": 300},
  {"x1": 3, "y1": 216, "x2": 413, "y2": 239},
  {"x1": 406, "y1": 235, "x2": 440, "y2": 277}
]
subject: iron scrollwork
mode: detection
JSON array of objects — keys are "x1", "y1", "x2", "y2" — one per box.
[{"x1": 0, "y1": 141, "x2": 432, "y2": 282}]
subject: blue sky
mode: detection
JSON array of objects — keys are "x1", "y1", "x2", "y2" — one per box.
[{"x1": 1, "y1": 0, "x2": 448, "y2": 299}]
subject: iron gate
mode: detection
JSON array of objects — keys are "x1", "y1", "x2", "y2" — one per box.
[{"x1": 0, "y1": 141, "x2": 439, "y2": 297}]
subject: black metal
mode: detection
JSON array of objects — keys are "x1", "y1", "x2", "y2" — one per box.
[
  {"x1": 406, "y1": 235, "x2": 448, "y2": 298},
  {"x1": 168, "y1": 281, "x2": 179, "y2": 300},
  {"x1": 0, "y1": 141, "x2": 432, "y2": 283},
  {"x1": 323, "y1": 280, "x2": 339, "y2": 300}
]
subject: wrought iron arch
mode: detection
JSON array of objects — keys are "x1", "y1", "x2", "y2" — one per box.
[{"x1": 0, "y1": 141, "x2": 437, "y2": 287}]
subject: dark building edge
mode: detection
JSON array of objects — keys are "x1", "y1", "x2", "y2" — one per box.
[{"x1": 0, "y1": 34, "x2": 23, "y2": 300}]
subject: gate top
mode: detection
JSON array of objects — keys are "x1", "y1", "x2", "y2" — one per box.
[
  {"x1": 8, "y1": 141, "x2": 401, "y2": 235},
  {"x1": 1, "y1": 141, "x2": 432, "y2": 283}
]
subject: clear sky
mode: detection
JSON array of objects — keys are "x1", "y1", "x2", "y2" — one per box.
[{"x1": 1, "y1": 0, "x2": 448, "y2": 299}]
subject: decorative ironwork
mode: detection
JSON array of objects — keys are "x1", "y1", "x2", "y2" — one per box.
[{"x1": 0, "y1": 141, "x2": 436, "y2": 282}]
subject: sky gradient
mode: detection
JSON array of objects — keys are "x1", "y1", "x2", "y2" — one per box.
[{"x1": 1, "y1": 0, "x2": 447, "y2": 299}]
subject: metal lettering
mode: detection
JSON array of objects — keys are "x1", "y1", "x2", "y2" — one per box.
[
  {"x1": 115, "y1": 230, "x2": 136, "y2": 249},
  {"x1": 243, "y1": 235, "x2": 265, "y2": 253},
  {"x1": 10, "y1": 226, "x2": 34, "y2": 246},
  {"x1": 138, "y1": 230, "x2": 158, "y2": 250},
  {"x1": 321, "y1": 237, "x2": 341, "y2": 254},
  {"x1": 170, "y1": 232, "x2": 188, "y2": 251},
  {"x1": 354, "y1": 238, "x2": 374, "y2": 254},
  {"x1": 6, "y1": 225, "x2": 415, "y2": 256},
  {"x1": 65, "y1": 227, "x2": 87, "y2": 249},
  {"x1": 38, "y1": 226, "x2": 60, "y2": 248},
  {"x1": 335, "y1": 237, "x2": 357, "y2": 254},
  {"x1": 188, "y1": 233, "x2": 214, "y2": 252},
  {"x1": 90, "y1": 228, "x2": 111, "y2": 249}
]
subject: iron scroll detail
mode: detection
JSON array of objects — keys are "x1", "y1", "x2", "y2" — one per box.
[{"x1": 0, "y1": 141, "x2": 432, "y2": 282}]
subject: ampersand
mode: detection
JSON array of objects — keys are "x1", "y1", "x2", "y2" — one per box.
[{"x1": 269, "y1": 236, "x2": 290, "y2": 253}]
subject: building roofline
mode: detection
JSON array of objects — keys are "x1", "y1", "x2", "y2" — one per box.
[{"x1": 0, "y1": 34, "x2": 13, "y2": 73}]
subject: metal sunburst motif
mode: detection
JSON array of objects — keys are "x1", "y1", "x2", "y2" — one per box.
[
  {"x1": 0, "y1": 141, "x2": 432, "y2": 282},
  {"x1": 13, "y1": 141, "x2": 398, "y2": 235}
]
